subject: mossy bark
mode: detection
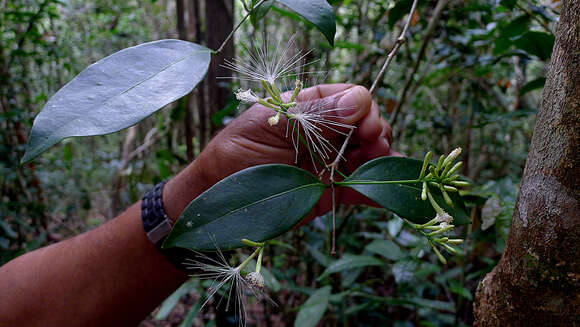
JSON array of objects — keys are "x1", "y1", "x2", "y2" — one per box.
[{"x1": 473, "y1": 0, "x2": 580, "y2": 325}]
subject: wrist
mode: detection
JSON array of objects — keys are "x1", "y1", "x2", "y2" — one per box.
[{"x1": 162, "y1": 160, "x2": 212, "y2": 222}]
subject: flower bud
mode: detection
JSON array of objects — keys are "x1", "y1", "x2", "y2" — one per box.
[
  {"x1": 246, "y1": 271, "x2": 265, "y2": 290},
  {"x1": 435, "y1": 211, "x2": 453, "y2": 224},
  {"x1": 235, "y1": 89, "x2": 259, "y2": 104}
]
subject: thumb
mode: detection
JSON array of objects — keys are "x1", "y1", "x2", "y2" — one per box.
[{"x1": 334, "y1": 85, "x2": 372, "y2": 125}]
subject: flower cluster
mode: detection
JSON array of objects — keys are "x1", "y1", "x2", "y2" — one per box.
[
  {"x1": 408, "y1": 148, "x2": 470, "y2": 264},
  {"x1": 224, "y1": 37, "x2": 354, "y2": 169}
]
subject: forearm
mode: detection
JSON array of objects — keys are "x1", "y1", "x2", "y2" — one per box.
[{"x1": 0, "y1": 161, "x2": 209, "y2": 327}]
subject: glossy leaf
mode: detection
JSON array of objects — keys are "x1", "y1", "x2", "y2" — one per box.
[
  {"x1": 317, "y1": 254, "x2": 384, "y2": 280},
  {"x1": 276, "y1": 0, "x2": 336, "y2": 45},
  {"x1": 294, "y1": 286, "x2": 331, "y2": 327},
  {"x1": 22, "y1": 40, "x2": 211, "y2": 163},
  {"x1": 163, "y1": 164, "x2": 325, "y2": 251},
  {"x1": 343, "y1": 157, "x2": 470, "y2": 225}
]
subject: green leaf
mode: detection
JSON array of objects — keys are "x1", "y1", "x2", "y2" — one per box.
[
  {"x1": 294, "y1": 286, "x2": 331, "y2": 327},
  {"x1": 404, "y1": 297, "x2": 455, "y2": 312},
  {"x1": 251, "y1": 0, "x2": 275, "y2": 27},
  {"x1": 499, "y1": 0, "x2": 517, "y2": 9},
  {"x1": 392, "y1": 260, "x2": 417, "y2": 284},
  {"x1": 164, "y1": 164, "x2": 325, "y2": 250},
  {"x1": 514, "y1": 31, "x2": 555, "y2": 60},
  {"x1": 318, "y1": 254, "x2": 384, "y2": 280},
  {"x1": 519, "y1": 77, "x2": 546, "y2": 95},
  {"x1": 448, "y1": 280, "x2": 473, "y2": 301},
  {"x1": 388, "y1": 0, "x2": 413, "y2": 28},
  {"x1": 365, "y1": 239, "x2": 407, "y2": 261},
  {"x1": 155, "y1": 280, "x2": 197, "y2": 320},
  {"x1": 276, "y1": 0, "x2": 336, "y2": 45},
  {"x1": 342, "y1": 157, "x2": 470, "y2": 225},
  {"x1": 21, "y1": 40, "x2": 211, "y2": 163},
  {"x1": 178, "y1": 296, "x2": 204, "y2": 327},
  {"x1": 500, "y1": 15, "x2": 530, "y2": 38}
]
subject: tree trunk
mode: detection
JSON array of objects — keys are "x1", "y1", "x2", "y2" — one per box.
[
  {"x1": 176, "y1": 0, "x2": 195, "y2": 161},
  {"x1": 205, "y1": 0, "x2": 234, "y2": 139},
  {"x1": 473, "y1": 0, "x2": 580, "y2": 325}
]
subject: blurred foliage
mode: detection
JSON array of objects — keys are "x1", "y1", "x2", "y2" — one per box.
[{"x1": 0, "y1": 0, "x2": 559, "y2": 326}]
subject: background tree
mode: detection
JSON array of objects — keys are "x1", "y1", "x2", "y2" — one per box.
[{"x1": 474, "y1": 0, "x2": 579, "y2": 324}]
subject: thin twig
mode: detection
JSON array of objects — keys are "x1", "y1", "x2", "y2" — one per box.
[
  {"x1": 327, "y1": 128, "x2": 354, "y2": 183},
  {"x1": 330, "y1": 184, "x2": 337, "y2": 255},
  {"x1": 215, "y1": 0, "x2": 267, "y2": 54},
  {"x1": 328, "y1": 128, "x2": 353, "y2": 255},
  {"x1": 369, "y1": 0, "x2": 420, "y2": 94},
  {"x1": 389, "y1": 0, "x2": 449, "y2": 126}
]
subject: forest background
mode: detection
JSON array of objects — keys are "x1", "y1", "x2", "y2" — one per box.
[{"x1": 0, "y1": 0, "x2": 560, "y2": 326}]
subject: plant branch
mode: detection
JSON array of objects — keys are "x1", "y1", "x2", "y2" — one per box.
[
  {"x1": 215, "y1": 0, "x2": 267, "y2": 54},
  {"x1": 389, "y1": 0, "x2": 449, "y2": 126},
  {"x1": 369, "y1": 0, "x2": 420, "y2": 94}
]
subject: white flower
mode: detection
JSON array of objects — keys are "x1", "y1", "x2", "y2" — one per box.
[
  {"x1": 267, "y1": 114, "x2": 280, "y2": 126},
  {"x1": 184, "y1": 250, "x2": 266, "y2": 326},
  {"x1": 235, "y1": 89, "x2": 259, "y2": 104},
  {"x1": 222, "y1": 35, "x2": 313, "y2": 85},
  {"x1": 286, "y1": 98, "x2": 355, "y2": 167}
]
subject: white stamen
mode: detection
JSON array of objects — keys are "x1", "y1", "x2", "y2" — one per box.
[
  {"x1": 222, "y1": 35, "x2": 314, "y2": 84},
  {"x1": 286, "y1": 98, "x2": 355, "y2": 169}
]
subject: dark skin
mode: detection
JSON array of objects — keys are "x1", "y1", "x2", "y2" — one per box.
[{"x1": 0, "y1": 84, "x2": 397, "y2": 326}]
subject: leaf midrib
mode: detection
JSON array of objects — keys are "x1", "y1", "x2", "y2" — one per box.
[
  {"x1": 36, "y1": 47, "x2": 208, "y2": 149},
  {"x1": 187, "y1": 182, "x2": 325, "y2": 229}
]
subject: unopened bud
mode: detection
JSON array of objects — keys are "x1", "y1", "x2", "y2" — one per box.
[
  {"x1": 246, "y1": 271, "x2": 265, "y2": 290},
  {"x1": 235, "y1": 89, "x2": 259, "y2": 104},
  {"x1": 443, "y1": 147, "x2": 462, "y2": 168},
  {"x1": 268, "y1": 113, "x2": 280, "y2": 126}
]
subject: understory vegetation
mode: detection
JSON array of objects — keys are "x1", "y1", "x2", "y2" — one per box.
[{"x1": 0, "y1": 0, "x2": 558, "y2": 326}]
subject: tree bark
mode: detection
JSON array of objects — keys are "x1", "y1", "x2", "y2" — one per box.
[{"x1": 473, "y1": 0, "x2": 580, "y2": 325}]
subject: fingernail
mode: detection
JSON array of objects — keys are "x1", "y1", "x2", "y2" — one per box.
[{"x1": 336, "y1": 87, "x2": 362, "y2": 118}]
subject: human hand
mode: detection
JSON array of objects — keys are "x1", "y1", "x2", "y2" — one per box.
[{"x1": 183, "y1": 84, "x2": 398, "y2": 222}]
